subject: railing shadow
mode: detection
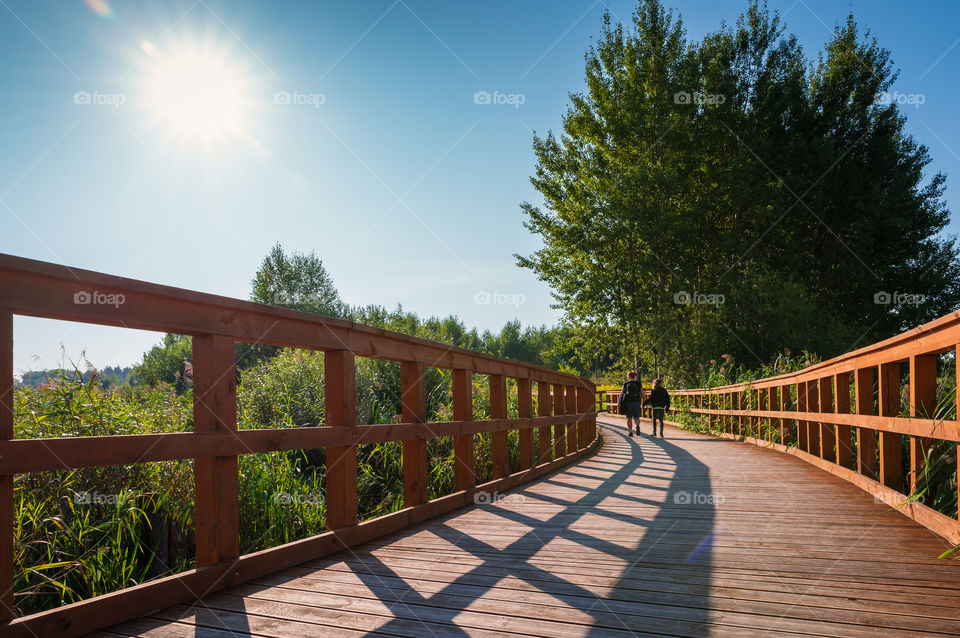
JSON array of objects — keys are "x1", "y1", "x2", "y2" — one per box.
[{"x1": 331, "y1": 418, "x2": 716, "y2": 636}]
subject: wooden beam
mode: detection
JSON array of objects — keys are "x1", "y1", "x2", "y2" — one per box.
[
  {"x1": 878, "y1": 362, "x2": 903, "y2": 491},
  {"x1": 552, "y1": 384, "x2": 565, "y2": 459},
  {"x1": 517, "y1": 378, "x2": 533, "y2": 469},
  {"x1": 565, "y1": 385, "x2": 577, "y2": 454},
  {"x1": 452, "y1": 369, "x2": 475, "y2": 491},
  {"x1": 835, "y1": 372, "x2": 853, "y2": 468},
  {"x1": 909, "y1": 354, "x2": 937, "y2": 494},
  {"x1": 324, "y1": 351, "x2": 357, "y2": 529},
  {"x1": 4, "y1": 435, "x2": 601, "y2": 638},
  {"x1": 0, "y1": 309, "x2": 12, "y2": 621},
  {"x1": 797, "y1": 384, "x2": 808, "y2": 450},
  {"x1": 819, "y1": 377, "x2": 835, "y2": 463},
  {"x1": 806, "y1": 380, "x2": 820, "y2": 455},
  {"x1": 538, "y1": 382, "x2": 552, "y2": 463},
  {"x1": 855, "y1": 368, "x2": 878, "y2": 479},
  {"x1": 489, "y1": 375, "x2": 509, "y2": 479},
  {"x1": 401, "y1": 362, "x2": 428, "y2": 507},
  {"x1": 193, "y1": 334, "x2": 239, "y2": 567}
]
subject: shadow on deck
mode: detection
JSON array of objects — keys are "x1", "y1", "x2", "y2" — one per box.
[{"x1": 95, "y1": 418, "x2": 960, "y2": 638}]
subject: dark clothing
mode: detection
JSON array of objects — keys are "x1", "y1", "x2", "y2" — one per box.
[
  {"x1": 644, "y1": 386, "x2": 669, "y2": 436},
  {"x1": 618, "y1": 380, "x2": 643, "y2": 414},
  {"x1": 643, "y1": 386, "x2": 671, "y2": 410},
  {"x1": 622, "y1": 401, "x2": 643, "y2": 419},
  {"x1": 650, "y1": 409, "x2": 664, "y2": 435}
]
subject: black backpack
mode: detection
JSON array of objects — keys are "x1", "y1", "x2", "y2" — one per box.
[{"x1": 623, "y1": 380, "x2": 643, "y2": 402}]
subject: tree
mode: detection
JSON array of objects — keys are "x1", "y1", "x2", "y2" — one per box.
[
  {"x1": 250, "y1": 243, "x2": 345, "y2": 317},
  {"x1": 134, "y1": 334, "x2": 193, "y2": 393},
  {"x1": 518, "y1": 0, "x2": 960, "y2": 384}
]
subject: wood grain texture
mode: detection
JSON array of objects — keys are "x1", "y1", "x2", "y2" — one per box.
[
  {"x1": 192, "y1": 334, "x2": 239, "y2": 567},
  {"x1": 0, "y1": 309, "x2": 11, "y2": 621},
  {"x1": 452, "y1": 369, "x2": 475, "y2": 491},
  {"x1": 98, "y1": 417, "x2": 960, "y2": 638},
  {"x1": 401, "y1": 362, "x2": 428, "y2": 508},
  {"x1": 324, "y1": 351, "x2": 357, "y2": 529}
]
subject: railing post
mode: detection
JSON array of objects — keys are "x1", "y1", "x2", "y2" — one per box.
[
  {"x1": 779, "y1": 385, "x2": 789, "y2": 445},
  {"x1": 538, "y1": 382, "x2": 552, "y2": 463},
  {"x1": 855, "y1": 368, "x2": 878, "y2": 479},
  {"x1": 878, "y1": 362, "x2": 903, "y2": 491},
  {"x1": 819, "y1": 377, "x2": 835, "y2": 462},
  {"x1": 909, "y1": 354, "x2": 937, "y2": 494},
  {"x1": 806, "y1": 380, "x2": 821, "y2": 454},
  {"x1": 797, "y1": 382, "x2": 808, "y2": 451},
  {"x1": 956, "y1": 350, "x2": 960, "y2": 521},
  {"x1": 765, "y1": 387, "x2": 776, "y2": 442},
  {"x1": 576, "y1": 386, "x2": 589, "y2": 449},
  {"x1": 565, "y1": 384, "x2": 577, "y2": 454},
  {"x1": 490, "y1": 374, "x2": 509, "y2": 479},
  {"x1": 835, "y1": 372, "x2": 853, "y2": 468},
  {"x1": 401, "y1": 361, "x2": 428, "y2": 506},
  {"x1": 0, "y1": 309, "x2": 13, "y2": 620},
  {"x1": 324, "y1": 350, "x2": 357, "y2": 529},
  {"x1": 517, "y1": 378, "x2": 534, "y2": 470},
  {"x1": 552, "y1": 383, "x2": 565, "y2": 459},
  {"x1": 452, "y1": 369, "x2": 475, "y2": 491},
  {"x1": 193, "y1": 334, "x2": 239, "y2": 567}
]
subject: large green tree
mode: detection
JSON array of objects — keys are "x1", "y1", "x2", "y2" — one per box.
[
  {"x1": 518, "y1": 0, "x2": 960, "y2": 384},
  {"x1": 250, "y1": 243, "x2": 345, "y2": 317}
]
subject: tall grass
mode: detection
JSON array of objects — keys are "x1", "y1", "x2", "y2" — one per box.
[{"x1": 13, "y1": 348, "x2": 528, "y2": 616}]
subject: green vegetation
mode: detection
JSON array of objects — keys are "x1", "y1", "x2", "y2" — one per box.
[
  {"x1": 518, "y1": 0, "x2": 960, "y2": 385},
  {"x1": 12, "y1": 244, "x2": 564, "y2": 617}
]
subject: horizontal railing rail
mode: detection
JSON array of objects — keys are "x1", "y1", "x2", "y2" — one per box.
[
  {"x1": 0, "y1": 254, "x2": 598, "y2": 637},
  {"x1": 605, "y1": 311, "x2": 960, "y2": 544}
]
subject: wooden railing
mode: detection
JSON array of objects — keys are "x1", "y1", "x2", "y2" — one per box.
[
  {"x1": 0, "y1": 254, "x2": 598, "y2": 637},
  {"x1": 663, "y1": 312, "x2": 960, "y2": 544}
]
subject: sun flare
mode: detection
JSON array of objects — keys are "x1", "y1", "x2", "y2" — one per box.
[{"x1": 143, "y1": 44, "x2": 250, "y2": 144}]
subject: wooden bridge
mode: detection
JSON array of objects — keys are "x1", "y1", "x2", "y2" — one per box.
[{"x1": 1, "y1": 254, "x2": 959, "y2": 637}]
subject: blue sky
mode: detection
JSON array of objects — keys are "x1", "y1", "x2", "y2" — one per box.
[{"x1": 2, "y1": 0, "x2": 960, "y2": 376}]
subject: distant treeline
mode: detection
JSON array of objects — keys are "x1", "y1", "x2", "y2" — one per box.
[{"x1": 18, "y1": 366, "x2": 135, "y2": 390}]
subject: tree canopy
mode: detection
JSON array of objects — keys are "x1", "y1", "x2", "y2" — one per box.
[{"x1": 518, "y1": 0, "x2": 960, "y2": 384}]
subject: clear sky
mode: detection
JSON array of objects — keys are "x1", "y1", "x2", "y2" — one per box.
[{"x1": 2, "y1": 0, "x2": 959, "y2": 376}]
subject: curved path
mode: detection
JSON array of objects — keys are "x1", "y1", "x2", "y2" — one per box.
[{"x1": 93, "y1": 418, "x2": 960, "y2": 637}]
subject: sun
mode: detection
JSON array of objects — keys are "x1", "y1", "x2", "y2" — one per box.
[{"x1": 143, "y1": 44, "x2": 250, "y2": 144}]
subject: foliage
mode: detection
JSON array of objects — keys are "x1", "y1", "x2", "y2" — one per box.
[
  {"x1": 517, "y1": 0, "x2": 960, "y2": 386},
  {"x1": 250, "y1": 242, "x2": 345, "y2": 317},
  {"x1": 132, "y1": 334, "x2": 193, "y2": 394}
]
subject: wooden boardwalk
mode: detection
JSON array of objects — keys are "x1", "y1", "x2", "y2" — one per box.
[{"x1": 93, "y1": 417, "x2": 960, "y2": 638}]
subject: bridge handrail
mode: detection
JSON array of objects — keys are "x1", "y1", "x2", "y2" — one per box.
[
  {"x1": 0, "y1": 253, "x2": 598, "y2": 637},
  {"x1": 598, "y1": 311, "x2": 960, "y2": 545}
]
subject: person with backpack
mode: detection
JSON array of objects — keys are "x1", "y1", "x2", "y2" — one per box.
[
  {"x1": 643, "y1": 377, "x2": 671, "y2": 437},
  {"x1": 618, "y1": 371, "x2": 645, "y2": 437}
]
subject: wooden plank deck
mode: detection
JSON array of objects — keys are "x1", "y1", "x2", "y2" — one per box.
[{"x1": 93, "y1": 418, "x2": 960, "y2": 637}]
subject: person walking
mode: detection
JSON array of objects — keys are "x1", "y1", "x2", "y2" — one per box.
[
  {"x1": 643, "y1": 378, "x2": 670, "y2": 437},
  {"x1": 618, "y1": 371, "x2": 645, "y2": 437}
]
